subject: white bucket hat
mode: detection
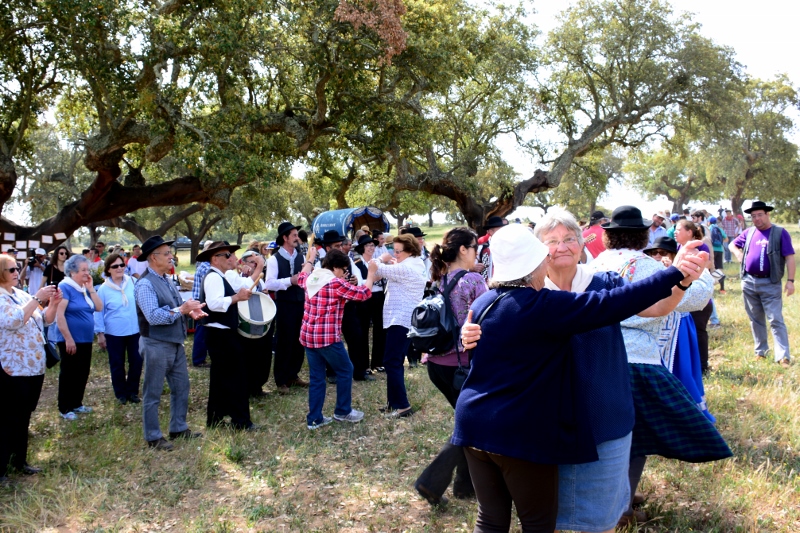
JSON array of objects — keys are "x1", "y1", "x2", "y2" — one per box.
[{"x1": 490, "y1": 224, "x2": 550, "y2": 282}]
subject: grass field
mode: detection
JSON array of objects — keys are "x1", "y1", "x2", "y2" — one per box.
[{"x1": 2, "y1": 227, "x2": 800, "y2": 532}]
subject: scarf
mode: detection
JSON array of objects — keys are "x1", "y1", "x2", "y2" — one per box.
[
  {"x1": 544, "y1": 264, "x2": 595, "y2": 293},
  {"x1": 305, "y1": 267, "x2": 336, "y2": 298},
  {"x1": 103, "y1": 275, "x2": 130, "y2": 306},
  {"x1": 62, "y1": 276, "x2": 95, "y2": 309},
  {"x1": 277, "y1": 246, "x2": 298, "y2": 275}
]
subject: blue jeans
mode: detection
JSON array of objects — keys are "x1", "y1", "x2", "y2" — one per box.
[
  {"x1": 384, "y1": 326, "x2": 411, "y2": 409},
  {"x1": 106, "y1": 333, "x2": 142, "y2": 400},
  {"x1": 191, "y1": 324, "x2": 208, "y2": 366},
  {"x1": 742, "y1": 274, "x2": 790, "y2": 362},
  {"x1": 305, "y1": 342, "x2": 354, "y2": 425}
]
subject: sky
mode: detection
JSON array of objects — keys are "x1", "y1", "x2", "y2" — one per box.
[{"x1": 503, "y1": 0, "x2": 800, "y2": 222}]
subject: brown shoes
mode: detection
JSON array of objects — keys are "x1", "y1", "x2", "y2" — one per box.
[
  {"x1": 277, "y1": 385, "x2": 292, "y2": 395},
  {"x1": 617, "y1": 510, "x2": 647, "y2": 528},
  {"x1": 290, "y1": 378, "x2": 309, "y2": 388}
]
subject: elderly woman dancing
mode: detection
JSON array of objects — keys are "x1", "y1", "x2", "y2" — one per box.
[
  {"x1": 0, "y1": 255, "x2": 60, "y2": 482},
  {"x1": 452, "y1": 223, "x2": 708, "y2": 533}
]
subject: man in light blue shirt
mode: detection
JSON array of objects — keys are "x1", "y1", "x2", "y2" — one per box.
[{"x1": 648, "y1": 213, "x2": 667, "y2": 246}]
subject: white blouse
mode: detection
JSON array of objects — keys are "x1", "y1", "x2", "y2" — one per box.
[
  {"x1": 376, "y1": 257, "x2": 428, "y2": 329},
  {"x1": 0, "y1": 288, "x2": 47, "y2": 377}
]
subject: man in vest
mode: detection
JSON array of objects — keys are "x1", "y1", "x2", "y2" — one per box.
[
  {"x1": 477, "y1": 216, "x2": 506, "y2": 281},
  {"x1": 265, "y1": 222, "x2": 311, "y2": 394},
  {"x1": 730, "y1": 201, "x2": 796, "y2": 367},
  {"x1": 134, "y1": 236, "x2": 207, "y2": 450},
  {"x1": 196, "y1": 241, "x2": 259, "y2": 430}
]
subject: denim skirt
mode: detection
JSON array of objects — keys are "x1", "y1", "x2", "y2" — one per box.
[{"x1": 555, "y1": 432, "x2": 631, "y2": 533}]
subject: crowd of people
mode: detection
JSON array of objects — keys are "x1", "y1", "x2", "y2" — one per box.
[{"x1": 1, "y1": 201, "x2": 795, "y2": 533}]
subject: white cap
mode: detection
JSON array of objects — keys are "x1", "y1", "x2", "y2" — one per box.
[
  {"x1": 35, "y1": 248, "x2": 46, "y2": 255},
  {"x1": 490, "y1": 224, "x2": 549, "y2": 282}
]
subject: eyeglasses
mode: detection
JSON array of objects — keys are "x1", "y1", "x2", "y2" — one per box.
[
  {"x1": 109, "y1": 263, "x2": 125, "y2": 269},
  {"x1": 151, "y1": 251, "x2": 173, "y2": 257},
  {"x1": 214, "y1": 252, "x2": 232, "y2": 259},
  {"x1": 58, "y1": 251, "x2": 67, "y2": 256},
  {"x1": 542, "y1": 236, "x2": 579, "y2": 248},
  {"x1": 645, "y1": 250, "x2": 669, "y2": 258},
  {"x1": 5, "y1": 267, "x2": 20, "y2": 273}
]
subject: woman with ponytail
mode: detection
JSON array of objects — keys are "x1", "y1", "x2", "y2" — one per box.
[{"x1": 414, "y1": 227, "x2": 487, "y2": 506}]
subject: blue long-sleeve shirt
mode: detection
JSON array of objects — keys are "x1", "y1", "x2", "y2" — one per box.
[{"x1": 94, "y1": 277, "x2": 139, "y2": 336}]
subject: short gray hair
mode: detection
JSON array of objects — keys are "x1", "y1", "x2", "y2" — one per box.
[
  {"x1": 64, "y1": 254, "x2": 90, "y2": 276},
  {"x1": 533, "y1": 209, "x2": 584, "y2": 247}
]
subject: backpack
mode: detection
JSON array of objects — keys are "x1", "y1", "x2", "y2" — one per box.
[
  {"x1": 407, "y1": 270, "x2": 468, "y2": 355},
  {"x1": 710, "y1": 225, "x2": 723, "y2": 246}
]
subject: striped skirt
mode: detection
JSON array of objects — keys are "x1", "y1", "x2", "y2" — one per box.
[{"x1": 629, "y1": 363, "x2": 732, "y2": 462}]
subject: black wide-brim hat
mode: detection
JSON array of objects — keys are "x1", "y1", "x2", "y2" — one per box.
[
  {"x1": 140, "y1": 235, "x2": 175, "y2": 260},
  {"x1": 320, "y1": 230, "x2": 345, "y2": 246},
  {"x1": 195, "y1": 241, "x2": 241, "y2": 263},
  {"x1": 276, "y1": 221, "x2": 302, "y2": 238},
  {"x1": 354, "y1": 234, "x2": 378, "y2": 252},
  {"x1": 643, "y1": 236, "x2": 679, "y2": 256},
  {"x1": 483, "y1": 216, "x2": 505, "y2": 229},
  {"x1": 744, "y1": 201, "x2": 774, "y2": 214},
  {"x1": 401, "y1": 226, "x2": 427, "y2": 238},
  {"x1": 601, "y1": 205, "x2": 652, "y2": 231}
]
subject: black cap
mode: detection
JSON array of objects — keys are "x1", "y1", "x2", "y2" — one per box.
[
  {"x1": 401, "y1": 227, "x2": 427, "y2": 238},
  {"x1": 483, "y1": 216, "x2": 505, "y2": 229},
  {"x1": 139, "y1": 236, "x2": 175, "y2": 260},
  {"x1": 744, "y1": 201, "x2": 774, "y2": 214},
  {"x1": 643, "y1": 236, "x2": 679, "y2": 256},
  {"x1": 276, "y1": 221, "x2": 302, "y2": 238},
  {"x1": 320, "y1": 230, "x2": 345, "y2": 245},
  {"x1": 601, "y1": 206, "x2": 651, "y2": 231}
]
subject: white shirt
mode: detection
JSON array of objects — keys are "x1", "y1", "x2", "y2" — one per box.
[
  {"x1": 127, "y1": 256, "x2": 149, "y2": 278},
  {"x1": 26, "y1": 262, "x2": 46, "y2": 294},
  {"x1": 265, "y1": 246, "x2": 301, "y2": 292},
  {"x1": 203, "y1": 267, "x2": 247, "y2": 329}
]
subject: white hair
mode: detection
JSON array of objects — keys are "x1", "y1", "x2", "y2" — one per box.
[
  {"x1": 533, "y1": 208, "x2": 585, "y2": 247},
  {"x1": 64, "y1": 254, "x2": 90, "y2": 276}
]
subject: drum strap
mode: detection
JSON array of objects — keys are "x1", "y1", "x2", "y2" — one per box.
[{"x1": 247, "y1": 294, "x2": 264, "y2": 323}]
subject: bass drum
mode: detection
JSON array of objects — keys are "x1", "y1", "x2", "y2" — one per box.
[{"x1": 237, "y1": 292, "x2": 276, "y2": 339}]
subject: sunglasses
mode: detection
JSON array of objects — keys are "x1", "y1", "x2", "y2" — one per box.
[
  {"x1": 214, "y1": 252, "x2": 232, "y2": 259},
  {"x1": 109, "y1": 263, "x2": 125, "y2": 269},
  {"x1": 6, "y1": 267, "x2": 20, "y2": 273}
]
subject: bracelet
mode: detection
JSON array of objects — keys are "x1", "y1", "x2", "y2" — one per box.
[
  {"x1": 676, "y1": 281, "x2": 691, "y2": 291},
  {"x1": 32, "y1": 296, "x2": 44, "y2": 306},
  {"x1": 788, "y1": 279, "x2": 795, "y2": 283}
]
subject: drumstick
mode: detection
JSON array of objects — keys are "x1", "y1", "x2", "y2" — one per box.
[{"x1": 249, "y1": 273, "x2": 264, "y2": 291}]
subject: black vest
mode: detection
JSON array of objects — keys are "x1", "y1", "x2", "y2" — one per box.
[
  {"x1": 275, "y1": 251, "x2": 305, "y2": 302},
  {"x1": 136, "y1": 270, "x2": 187, "y2": 343},
  {"x1": 200, "y1": 270, "x2": 239, "y2": 329}
]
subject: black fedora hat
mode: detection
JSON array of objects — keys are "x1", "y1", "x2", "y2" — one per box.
[
  {"x1": 140, "y1": 235, "x2": 175, "y2": 260},
  {"x1": 483, "y1": 216, "x2": 505, "y2": 229},
  {"x1": 276, "y1": 221, "x2": 302, "y2": 238},
  {"x1": 195, "y1": 241, "x2": 241, "y2": 263},
  {"x1": 643, "y1": 236, "x2": 679, "y2": 256},
  {"x1": 320, "y1": 230, "x2": 345, "y2": 246},
  {"x1": 601, "y1": 206, "x2": 651, "y2": 231},
  {"x1": 589, "y1": 210, "x2": 606, "y2": 223},
  {"x1": 401, "y1": 226, "x2": 427, "y2": 238},
  {"x1": 354, "y1": 233, "x2": 378, "y2": 252},
  {"x1": 744, "y1": 201, "x2": 774, "y2": 214}
]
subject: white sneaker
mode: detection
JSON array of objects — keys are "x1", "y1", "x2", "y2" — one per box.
[
  {"x1": 334, "y1": 409, "x2": 364, "y2": 423},
  {"x1": 61, "y1": 412, "x2": 78, "y2": 421},
  {"x1": 73, "y1": 406, "x2": 93, "y2": 414},
  {"x1": 307, "y1": 416, "x2": 333, "y2": 430}
]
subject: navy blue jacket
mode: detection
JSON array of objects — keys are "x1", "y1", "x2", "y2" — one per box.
[{"x1": 451, "y1": 266, "x2": 684, "y2": 465}]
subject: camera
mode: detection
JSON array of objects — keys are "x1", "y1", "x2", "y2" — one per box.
[{"x1": 27, "y1": 248, "x2": 37, "y2": 263}]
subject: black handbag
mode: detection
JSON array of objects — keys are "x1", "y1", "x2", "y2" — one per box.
[{"x1": 35, "y1": 313, "x2": 60, "y2": 368}]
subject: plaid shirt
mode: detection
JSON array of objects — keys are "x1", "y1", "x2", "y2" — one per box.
[
  {"x1": 192, "y1": 261, "x2": 211, "y2": 300},
  {"x1": 719, "y1": 216, "x2": 739, "y2": 239},
  {"x1": 134, "y1": 267, "x2": 182, "y2": 326},
  {"x1": 298, "y1": 272, "x2": 371, "y2": 348}
]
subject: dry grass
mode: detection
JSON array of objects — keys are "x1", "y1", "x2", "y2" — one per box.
[{"x1": 2, "y1": 228, "x2": 800, "y2": 532}]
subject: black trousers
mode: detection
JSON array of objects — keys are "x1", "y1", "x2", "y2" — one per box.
[
  {"x1": 57, "y1": 341, "x2": 93, "y2": 414},
  {"x1": 206, "y1": 327, "x2": 251, "y2": 428},
  {"x1": 714, "y1": 251, "x2": 725, "y2": 290},
  {"x1": 242, "y1": 321, "x2": 274, "y2": 395},
  {"x1": 465, "y1": 447, "x2": 558, "y2": 533},
  {"x1": 691, "y1": 300, "x2": 714, "y2": 373},
  {"x1": 0, "y1": 363, "x2": 44, "y2": 477},
  {"x1": 343, "y1": 301, "x2": 370, "y2": 379},
  {"x1": 273, "y1": 299, "x2": 305, "y2": 387},
  {"x1": 106, "y1": 333, "x2": 142, "y2": 400},
  {"x1": 415, "y1": 362, "x2": 473, "y2": 500},
  {"x1": 366, "y1": 291, "x2": 386, "y2": 369}
]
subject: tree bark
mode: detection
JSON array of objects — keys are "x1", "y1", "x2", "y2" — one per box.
[{"x1": 93, "y1": 204, "x2": 204, "y2": 242}]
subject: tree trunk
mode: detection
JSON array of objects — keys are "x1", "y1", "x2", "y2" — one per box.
[
  {"x1": 189, "y1": 240, "x2": 201, "y2": 263},
  {"x1": 87, "y1": 224, "x2": 104, "y2": 247},
  {"x1": 428, "y1": 208, "x2": 434, "y2": 227},
  {"x1": 236, "y1": 231, "x2": 245, "y2": 246}
]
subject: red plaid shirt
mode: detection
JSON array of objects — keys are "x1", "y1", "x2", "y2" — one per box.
[{"x1": 298, "y1": 272, "x2": 372, "y2": 348}]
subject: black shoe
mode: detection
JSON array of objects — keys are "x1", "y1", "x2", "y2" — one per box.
[
  {"x1": 250, "y1": 390, "x2": 269, "y2": 399},
  {"x1": 193, "y1": 362, "x2": 211, "y2": 368},
  {"x1": 117, "y1": 396, "x2": 127, "y2": 406},
  {"x1": 169, "y1": 429, "x2": 203, "y2": 440},
  {"x1": 356, "y1": 375, "x2": 376, "y2": 382},
  {"x1": 245, "y1": 424, "x2": 262, "y2": 432},
  {"x1": 147, "y1": 437, "x2": 174, "y2": 451},
  {"x1": 22, "y1": 465, "x2": 42, "y2": 475},
  {"x1": 414, "y1": 481, "x2": 448, "y2": 507},
  {"x1": 127, "y1": 395, "x2": 141, "y2": 404},
  {"x1": 326, "y1": 376, "x2": 337, "y2": 384}
]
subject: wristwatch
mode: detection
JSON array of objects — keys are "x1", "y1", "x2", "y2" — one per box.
[
  {"x1": 676, "y1": 281, "x2": 691, "y2": 291},
  {"x1": 788, "y1": 279, "x2": 795, "y2": 283}
]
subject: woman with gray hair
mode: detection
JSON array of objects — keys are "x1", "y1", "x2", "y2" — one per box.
[
  {"x1": 52, "y1": 254, "x2": 103, "y2": 420},
  {"x1": 451, "y1": 223, "x2": 708, "y2": 533}
]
